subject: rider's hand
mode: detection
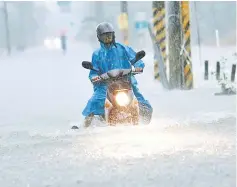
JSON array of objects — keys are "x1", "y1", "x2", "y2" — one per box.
[
  {"x1": 134, "y1": 67, "x2": 143, "y2": 73},
  {"x1": 91, "y1": 76, "x2": 102, "y2": 83}
]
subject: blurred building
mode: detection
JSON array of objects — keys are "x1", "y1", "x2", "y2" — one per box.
[{"x1": 0, "y1": 1, "x2": 235, "y2": 51}]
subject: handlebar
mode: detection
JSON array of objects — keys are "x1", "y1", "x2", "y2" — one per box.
[
  {"x1": 105, "y1": 69, "x2": 142, "y2": 79},
  {"x1": 93, "y1": 69, "x2": 142, "y2": 84}
]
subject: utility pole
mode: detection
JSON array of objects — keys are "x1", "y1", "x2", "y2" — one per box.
[
  {"x1": 180, "y1": 1, "x2": 193, "y2": 89},
  {"x1": 3, "y1": 1, "x2": 11, "y2": 55},
  {"x1": 167, "y1": 1, "x2": 182, "y2": 89},
  {"x1": 120, "y1": 1, "x2": 129, "y2": 45}
]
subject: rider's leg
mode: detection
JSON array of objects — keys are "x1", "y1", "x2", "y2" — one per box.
[
  {"x1": 82, "y1": 84, "x2": 107, "y2": 126},
  {"x1": 131, "y1": 77, "x2": 153, "y2": 124}
]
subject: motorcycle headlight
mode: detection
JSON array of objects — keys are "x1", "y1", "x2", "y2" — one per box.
[{"x1": 115, "y1": 92, "x2": 131, "y2": 107}]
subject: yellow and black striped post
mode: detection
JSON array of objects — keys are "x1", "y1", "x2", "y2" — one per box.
[
  {"x1": 118, "y1": 1, "x2": 129, "y2": 45},
  {"x1": 152, "y1": 2, "x2": 166, "y2": 81},
  {"x1": 181, "y1": 1, "x2": 193, "y2": 89}
]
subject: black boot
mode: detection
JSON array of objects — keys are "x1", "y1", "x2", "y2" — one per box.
[
  {"x1": 84, "y1": 113, "x2": 94, "y2": 127},
  {"x1": 71, "y1": 114, "x2": 95, "y2": 129}
]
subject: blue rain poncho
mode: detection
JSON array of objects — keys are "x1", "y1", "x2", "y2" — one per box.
[{"x1": 82, "y1": 42, "x2": 152, "y2": 117}]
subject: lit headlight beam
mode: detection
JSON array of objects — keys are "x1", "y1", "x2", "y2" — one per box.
[{"x1": 115, "y1": 92, "x2": 131, "y2": 107}]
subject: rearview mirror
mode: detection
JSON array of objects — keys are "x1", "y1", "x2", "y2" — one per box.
[
  {"x1": 135, "y1": 50, "x2": 146, "y2": 61},
  {"x1": 131, "y1": 50, "x2": 146, "y2": 65},
  {"x1": 82, "y1": 61, "x2": 93, "y2": 70}
]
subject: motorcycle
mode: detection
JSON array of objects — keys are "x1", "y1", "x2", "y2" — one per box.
[{"x1": 81, "y1": 50, "x2": 148, "y2": 126}]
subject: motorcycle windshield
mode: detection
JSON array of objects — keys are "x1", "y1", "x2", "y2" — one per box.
[{"x1": 100, "y1": 69, "x2": 131, "y2": 80}]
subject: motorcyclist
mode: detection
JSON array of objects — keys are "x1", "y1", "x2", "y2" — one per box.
[{"x1": 82, "y1": 22, "x2": 153, "y2": 127}]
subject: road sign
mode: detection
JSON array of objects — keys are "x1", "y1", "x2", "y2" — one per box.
[
  {"x1": 135, "y1": 21, "x2": 148, "y2": 29},
  {"x1": 134, "y1": 12, "x2": 148, "y2": 30}
]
